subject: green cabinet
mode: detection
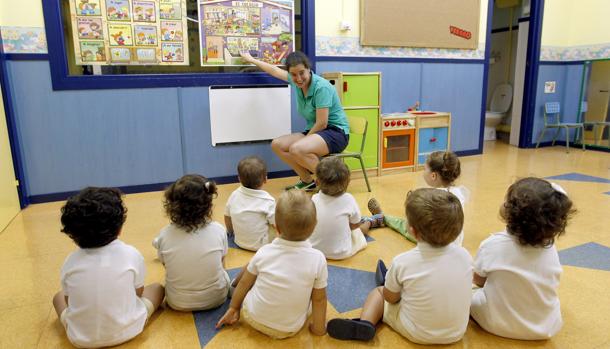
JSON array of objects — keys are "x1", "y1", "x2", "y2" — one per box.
[{"x1": 322, "y1": 72, "x2": 380, "y2": 171}]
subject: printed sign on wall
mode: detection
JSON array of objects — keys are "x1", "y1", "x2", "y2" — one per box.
[
  {"x1": 198, "y1": 0, "x2": 294, "y2": 66},
  {"x1": 69, "y1": 0, "x2": 189, "y2": 65}
]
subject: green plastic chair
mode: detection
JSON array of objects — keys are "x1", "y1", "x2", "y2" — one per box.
[
  {"x1": 326, "y1": 116, "x2": 371, "y2": 192},
  {"x1": 535, "y1": 102, "x2": 585, "y2": 152}
]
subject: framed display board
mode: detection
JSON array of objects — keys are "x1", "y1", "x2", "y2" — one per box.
[
  {"x1": 198, "y1": 0, "x2": 295, "y2": 66},
  {"x1": 68, "y1": 0, "x2": 190, "y2": 65},
  {"x1": 360, "y1": 0, "x2": 480, "y2": 50}
]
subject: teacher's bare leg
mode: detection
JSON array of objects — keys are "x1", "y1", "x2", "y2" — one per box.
[
  {"x1": 271, "y1": 133, "x2": 313, "y2": 181},
  {"x1": 288, "y1": 134, "x2": 329, "y2": 174}
]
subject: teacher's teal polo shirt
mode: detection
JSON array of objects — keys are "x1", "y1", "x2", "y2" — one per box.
[{"x1": 287, "y1": 72, "x2": 349, "y2": 135}]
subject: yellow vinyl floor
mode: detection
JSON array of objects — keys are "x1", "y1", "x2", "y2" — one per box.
[{"x1": 1, "y1": 141, "x2": 610, "y2": 349}]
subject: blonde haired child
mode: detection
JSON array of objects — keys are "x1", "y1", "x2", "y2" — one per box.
[
  {"x1": 153, "y1": 174, "x2": 230, "y2": 311},
  {"x1": 471, "y1": 177, "x2": 576, "y2": 339},
  {"x1": 216, "y1": 190, "x2": 328, "y2": 338}
]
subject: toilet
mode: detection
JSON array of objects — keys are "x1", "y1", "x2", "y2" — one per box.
[{"x1": 485, "y1": 83, "x2": 513, "y2": 141}]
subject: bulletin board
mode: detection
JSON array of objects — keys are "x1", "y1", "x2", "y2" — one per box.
[
  {"x1": 360, "y1": 0, "x2": 480, "y2": 50},
  {"x1": 198, "y1": 0, "x2": 295, "y2": 66},
  {"x1": 69, "y1": 0, "x2": 190, "y2": 65}
]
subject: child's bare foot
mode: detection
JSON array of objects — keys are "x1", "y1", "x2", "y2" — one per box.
[{"x1": 367, "y1": 198, "x2": 383, "y2": 215}]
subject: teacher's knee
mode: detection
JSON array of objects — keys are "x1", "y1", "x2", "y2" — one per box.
[
  {"x1": 288, "y1": 143, "x2": 307, "y2": 158},
  {"x1": 271, "y1": 138, "x2": 284, "y2": 153}
]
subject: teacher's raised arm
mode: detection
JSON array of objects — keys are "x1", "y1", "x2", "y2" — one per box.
[{"x1": 241, "y1": 51, "x2": 350, "y2": 191}]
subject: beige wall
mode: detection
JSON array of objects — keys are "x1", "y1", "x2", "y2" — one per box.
[
  {"x1": 542, "y1": 0, "x2": 610, "y2": 47},
  {"x1": 0, "y1": 0, "x2": 45, "y2": 27}
]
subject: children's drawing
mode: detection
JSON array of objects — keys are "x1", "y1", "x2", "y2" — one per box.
[
  {"x1": 108, "y1": 24, "x2": 133, "y2": 46},
  {"x1": 106, "y1": 0, "x2": 131, "y2": 21},
  {"x1": 136, "y1": 48, "x2": 158, "y2": 62},
  {"x1": 77, "y1": 18, "x2": 104, "y2": 39},
  {"x1": 133, "y1": 1, "x2": 156, "y2": 22},
  {"x1": 80, "y1": 41, "x2": 106, "y2": 61},
  {"x1": 76, "y1": 0, "x2": 101, "y2": 16},
  {"x1": 160, "y1": 0, "x2": 181, "y2": 20},
  {"x1": 110, "y1": 47, "x2": 132, "y2": 62},
  {"x1": 160, "y1": 21, "x2": 183, "y2": 41},
  {"x1": 162, "y1": 43, "x2": 184, "y2": 62},
  {"x1": 203, "y1": 5, "x2": 260, "y2": 36},
  {"x1": 260, "y1": 33, "x2": 291, "y2": 64},
  {"x1": 134, "y1": 25, "x2": 157, "y2": 45},
  {"x1": 261, "y1": 7, "x2": 290, "y2": 35},
  {"x1": 226, "y1": 37, "x2": 259, "y2": 56}
]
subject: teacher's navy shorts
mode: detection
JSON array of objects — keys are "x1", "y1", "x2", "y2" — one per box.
[{"x1": 303, "y1": 125, "x2": 349, "y2": 154}]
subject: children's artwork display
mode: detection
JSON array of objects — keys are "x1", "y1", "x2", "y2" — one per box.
[
  {"x1": 198, "y1": 0, "x2": 294, "y2": 66},
  {"x1": 68, "y1": 0, "x2": 189, "y2": 65}
]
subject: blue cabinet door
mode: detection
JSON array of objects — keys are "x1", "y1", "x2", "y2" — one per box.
[{"x1": 418, "y1": 127, "x2": 449, "y2": 164}]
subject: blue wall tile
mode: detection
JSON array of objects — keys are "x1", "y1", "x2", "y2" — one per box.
[{"x1": 317, "y1": 61, "x2": 484, "y2": 153}]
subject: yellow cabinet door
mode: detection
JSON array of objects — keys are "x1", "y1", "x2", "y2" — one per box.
[{"x1": 0, "y1": 84, "x2": 21, "y2": 231}]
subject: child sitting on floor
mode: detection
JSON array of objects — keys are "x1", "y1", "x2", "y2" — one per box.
[
  {"x1": 216, "y1": 190, "x2": 328, "y2": 338},
  {"x1": 309, "y1": 156, "x2": 372, "y2": 259},
  {"x1": 471, "y1": 177, "x2": 575, "y2": 340},
  {"x1": 366, "y1": 150, "x2": 469, "y2": 245},
  {"x1": 327, "y1": 188, "x2": 473, "y2": 344},
  {"x1": 153, "y1": 174, "x2": 230, "y2": 311},
  {"x1": 53, "y1": 187, "x2": 164, "y2": 348},
  {"x1": 225, "y1": 156, "x2": 276, "y2": 251}
]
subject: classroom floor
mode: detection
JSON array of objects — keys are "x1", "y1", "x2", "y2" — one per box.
[{"x1": 2, "y1": 141, "x2": 610, "y2": 349}]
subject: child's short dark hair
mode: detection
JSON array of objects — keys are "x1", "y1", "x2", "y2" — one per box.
[
  {"x1": 237, "y1": 156, "x2": 267, "y2": 189},
  {"x1": 164, "y1": 174, "x2": 217, "y2": 232},
  {"x1": 316, "y1": 156, "x2": 350, "y2": 196},
  {"x1": 426, "y1": 151, "x2": 461, "y2": 185},
  {"x1": 405, "y1": 188, "x2": 463, "y2": 247},
  {"x1": 275, "y1": 190, "x2": 317, "y2": 241},
  {"x1": 60, "y1": 187, "x2": 126, "y2": 248},
  {"x1": 501, "y1": 177, "x2": 575, "y2": 247}
]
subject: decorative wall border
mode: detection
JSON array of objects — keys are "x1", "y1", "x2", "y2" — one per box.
[
  {"x1": 541, "y1": 43, "x2": 610, "y2": 61},
  {"x1": 315, "y1": 36, "x2": 485, "y2": 59},
  {"x1": 0, "y1": 26, "x2": 47, "y2": 54}
]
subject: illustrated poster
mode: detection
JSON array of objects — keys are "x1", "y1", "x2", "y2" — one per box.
[
  {"x1": 69, "y1": 0, "x2": 189, "y2": 65},
  {"x1": 198, "y1": 0, "x2": 294, "y2": 66}
]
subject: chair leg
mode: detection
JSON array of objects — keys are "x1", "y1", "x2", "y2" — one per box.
[
  {"x1": 564, "y1": 127, "x2": 570, "y2": 153},
  {"x1": 580, "y1": 126, "x2": 585, "y2": 151},
  {"x1": 536, "y1": 127, "x2": 547, "y2": 148},
  {"x1": 552, "y1": 127, "x2": 561, "y2": 146},
  {"x1": 358, "y1": 156, "x2": 371, "y2": 192}
]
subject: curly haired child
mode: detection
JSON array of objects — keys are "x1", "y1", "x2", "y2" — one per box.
[
  {"x1": 471, "y1": 177, "x2": 576, "y2": 340},
  {"x1": 53, "y1": 187, "x2": 164, "y2": 348},
  {"x1": 153, "y1": 174, "x2": 230, "y2": 311}
]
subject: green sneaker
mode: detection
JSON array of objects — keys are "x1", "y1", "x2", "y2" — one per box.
[{"x1": 285, "y1": 180, "x2": 316, "y2": 191}]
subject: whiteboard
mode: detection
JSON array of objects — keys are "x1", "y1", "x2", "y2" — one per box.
[{"x1": 209, "y1": 85, "x2": 291, "y2": 146}]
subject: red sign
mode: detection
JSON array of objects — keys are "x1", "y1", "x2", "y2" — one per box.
[{"x1": 449, "y1": 26, "x2": 472, "y2": 40}]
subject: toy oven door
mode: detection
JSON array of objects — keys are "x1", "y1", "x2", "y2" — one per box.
[{"x1": 382, "y1": 128, "x2": 415, "y2": 168}]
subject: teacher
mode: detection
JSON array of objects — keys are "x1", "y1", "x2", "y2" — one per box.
[{"x1": 240, "y1": 50, "x2": 350, "y2": 191}]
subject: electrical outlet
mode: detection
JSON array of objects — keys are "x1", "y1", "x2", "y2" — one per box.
[{"x1": 340, "y1": 20, "x2": 352, "y2": 31}]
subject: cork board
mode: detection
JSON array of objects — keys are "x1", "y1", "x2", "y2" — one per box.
[{"x1": 360, "y1": 0, "x2": 480, "y2": 50}]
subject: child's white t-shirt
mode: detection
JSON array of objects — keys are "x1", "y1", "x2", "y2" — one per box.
[
  {"x1": 225, "y1": 186, "x2": 276, "y2": 251},
  {"x1": 443, "y1": 185, "x2": 470, "y2": 246},
  {"x1": 60, "y1": 240, "x2": 148, "y2": 348},
  {"x1": 309, "y1": 192, "x2": 363, "y2": 259},
  {"x1": 471, "y1": 231, "x2": 563, "y2": 340},
  {"x1": 153, "y1": 221, "x2": 229, "y2": 310},
  {"x1": 243, "y1": 238, "x2": 328, "y2": 333},
  {"x1": 385, "y1": 242, "x2": 473, "y2": 344}
]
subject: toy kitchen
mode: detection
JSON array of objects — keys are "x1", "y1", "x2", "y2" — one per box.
[{"x1": 378, "y1": 111, "x2": 451, "y2": 175}]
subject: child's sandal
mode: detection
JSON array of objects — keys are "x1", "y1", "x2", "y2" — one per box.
[
  {"x1": 367, "y1": 198, "x2": 383, "y2": 215},
  {"x1": 362, "y1": 214, "x2": 385, "y2": 228}
]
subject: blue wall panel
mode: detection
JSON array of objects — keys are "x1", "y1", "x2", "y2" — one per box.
[
  {"x1": 317, "y1": 61, "x2": 484, "y2": 153},
  {"x1": 420, "y1": 63, "x2": 484, "y2": 152},
  {"x1": 7, "y1": 61, "x2": 184, "y2": 195},
  {"x1": 532, "y1": 64, "x2": 584, "y2": 145}
]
